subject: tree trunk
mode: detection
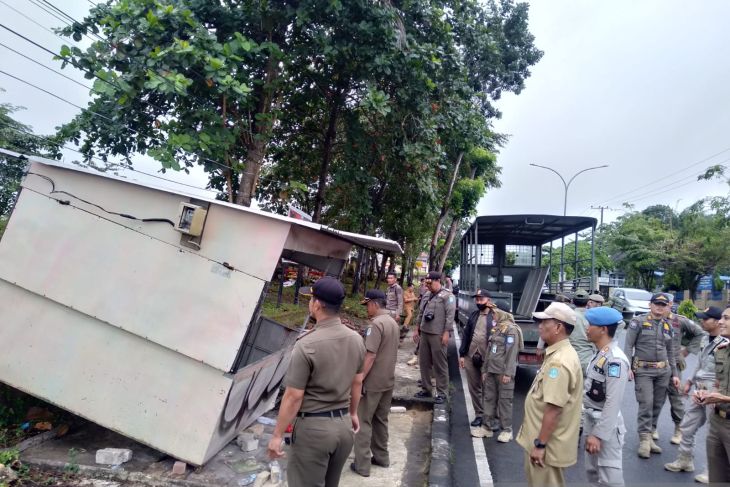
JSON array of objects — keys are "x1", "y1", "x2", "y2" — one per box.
[
  {"x1": 437, "y1": 216, "x2": 461, "y2": 273},
  {"x1": 351, "y1": 246, "x2": 364, "y2": 296},
  {"x1": 376, "y1": 253, "x2": 389, "y2": 289},
  {"x1": 429, "y1": 151, "x2": 464, "y2": 267},
  {"x1": 312, "y1": 92, "x2": 343, "y2": 222}
]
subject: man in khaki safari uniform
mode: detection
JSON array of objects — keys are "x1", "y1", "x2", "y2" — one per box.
[
  {"x1": 267, "y1": 277, "x2": 366, "y2": 487},
  {"x1": 351, "y1": 290, "x2": 399, "y2": 477},
  {"x1": 517, "y1": 302, "x2": 583, "y2": 487}
]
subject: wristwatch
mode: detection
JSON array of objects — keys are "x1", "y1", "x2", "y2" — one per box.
[{"x1": 533, "y1": 439, "x2": 547, "y2": 449}]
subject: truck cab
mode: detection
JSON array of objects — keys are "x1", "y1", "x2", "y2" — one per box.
[{"x1": 457, "y1": 214, "x2": 598, "y2": 366}]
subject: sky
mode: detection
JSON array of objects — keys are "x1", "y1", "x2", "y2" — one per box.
[{"x1": 1, "y1": 1, "x2": 730, "y2": 222}]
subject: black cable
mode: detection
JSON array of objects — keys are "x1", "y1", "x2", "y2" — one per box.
[
  {"x1": 25, "y1": 0, "x2": 71, "y2": 27},
  {"x1": 39, "y1": 0, "x2": 107, "y2": 42},
  {"x1": 0, "y1": 0, "x2": 75, "y2": 45},
  {"x1": 0, "y1": 42, "x2": 91, "y2": 90},
  {"x1": 26, "y1": 171, "x2": 176, "y2": 226}
]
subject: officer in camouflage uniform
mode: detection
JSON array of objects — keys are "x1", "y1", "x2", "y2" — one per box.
[
  {"x1": 623, "y1": 293, "x2": 680, "y2": 458},
  {"x1": 665, "y1": 306, "x2": 724, "y2": 484},
  {"x1": 583, "y1": 307, "x2": 630, "y2": 487},
  {"x1": 414, "y1": 271, "x2": 456, "y2": 404},
  {"x1": 658, "y1": 293, "x2": 705, "y2": 445}
]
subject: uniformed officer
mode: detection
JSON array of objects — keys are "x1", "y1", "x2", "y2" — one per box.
[
  {"x1": 587, "y1": 294, "x2": 605, "y2": 309},
  {"x1": 385, "y1": 271, "x2": 404, "y2": 324},
  {"x1": 665, "y1": 306, "x2": 725, "y2": 483},
  {"x1": 583, "y1": 307, "x2": 630, "y2": 487},
  {"x1": 537, "y1": 294, "x2": 594, "y2": 374},
  {"x1": 623, "y1": 292, "x2": 680, "y2": 458},
  {"x1": 516, "y1": 302, "x2": 583, "y2": 487},
  {"x1": 697, "y1": 306, "x2": 730, "y2": 483},
  {"x1": 403, "y1": 282, "x2": 418, "y2": 328},
  {"x1": 267, "y1": 277, "x2": 366, "y2": 487},
  {"x1": 659, "y1": 293, "x2": 705, "y2": 445},
  {"x1": 480, "y1": 304, "x2": 522, "y2": 443},
  {"x1": 351, "y1": 289, "x2": 400, "y2": 477},
  {"x1": 414, "y1": 271, "x2": 456, "y2": 404},
  {"x1": 459, "y1": 289, "x2": 509, "y2": 428}
]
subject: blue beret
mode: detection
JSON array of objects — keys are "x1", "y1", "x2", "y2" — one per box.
[{"x1": 585, "y1": 307, "x2": 623, "y2": 326}]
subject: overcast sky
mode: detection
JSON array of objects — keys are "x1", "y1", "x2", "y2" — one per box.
[{"x1": 1, "y1": 1, "x2": 730, "y2": 221}]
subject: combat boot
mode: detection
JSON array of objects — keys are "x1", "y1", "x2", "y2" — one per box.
[
  {"x1": 664, "y1": 453, "x2": 694, "y2": 472},
  {"x1": 497, "y1": 429, "x2": 513, "y2": 443},
  {"x1": 694, "y1": 472, "x2": 709, "y2": 484},
  {"x1": 470, "y1": 426, "x2": 493, "y2": 438},
  {"x1": 652, "y1": 428, "x2": 659, "y2": 440},
  {"x1": 407, "y1": 356, "x2": 418, "y2": 366},
  {"x1": 638, "y1": 433, "x2": 651, "y2": 459},
  {"x1": 650, "y1": 437, "x2": 662, "y2": 454},
  {"x1": 670, "y1": 424, "x2": 682, "y2": 445}
]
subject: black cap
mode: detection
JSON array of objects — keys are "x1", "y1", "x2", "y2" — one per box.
[
  {"x1": 299, "y1": 277, "x2": 345, "y2": 306},
  {"x1": 360, "y1": 289, "x2": 386, "y2": 305},
  {"x1": 696, "y1": 306, "x2": 723, "y2": 320},
  {"x1": 650, "y1": 293, "x2": 670, "y2": 304},
  {"x1": 427, "y1": 271, "x2": 442, "y2": 280},
  {"x1": 473, "y1": 289, "x2": 492, "y2": 298}
]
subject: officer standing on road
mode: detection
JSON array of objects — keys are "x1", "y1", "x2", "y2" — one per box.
[
  {"x1": 665, "y1": 306, "x2": 725, "y2": 483},
  {"x1": 573, "y1": 290, "x2": 597, "y2": 373},
  {"x1": 623, "y1": 292, "x2": 680, "y2": 458},
  {"x1": 583, "y1": 307, "x2": 630, "y2": 487},
  {"x1": 696, "y1": 306, "x2": 730, "y2": 483},
  {"x1": 351, "y1": 290, "x2": 399, "y2": 477},
  {"x1": 403, "y1": 282, "x2": 417, "y2": 329},
  {"x1": 516, "y1": 302, "x2": 583, "y2": 487},
  {"x1": 587, "y1": 293, "x2": 605, "y2": 309},
  {"x1": 267, "y1": 277, "x2": 366, "y2": 487},
  {"x1": 659, "y1": 293, "x2": 705, "y2": 445},
  {"x1": 385, "y1": 271, "x2": 404, "y2": 324},
  {"x1": 479, "y1": 303, "x2": 522, "y2": 443},
  {"x1": 459, "y1": 289, "x2": 510, "y2": 428},
  {"x1": 414, "y1": 271, "x2": 456, "y2": 404}
]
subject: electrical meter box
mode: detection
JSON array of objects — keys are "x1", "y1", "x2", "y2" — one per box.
[{"x1": 176, "y1": 202, "x2": 207, "y2": 236}]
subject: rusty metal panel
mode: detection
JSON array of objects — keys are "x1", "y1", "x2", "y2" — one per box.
[
  {"x1": 0, "y1": 280, "x2": 232, "y2": 466},
  {"x1": 0, "y1": 189, "x2": 263, "y2": 372}
]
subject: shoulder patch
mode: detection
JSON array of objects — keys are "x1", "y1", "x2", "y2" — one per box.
[
  {"x1": 448, "y1": 295, "x2": 455, "y2": 303},
  {"x1": 607, "y1": 362, "x2": 622, "y2": 378},
  {"x1": 548, "y1": 367, "x2": 559, "y2": 379},
  {"x1": 506, "y1": 335, "x2": 515, "y2": 344},
  {"x1": 629, "y1": 321, "x2": 638, "y2": 330},
  {"x1": 366, "y1": 327, "x2": 372, "y2": 336}
]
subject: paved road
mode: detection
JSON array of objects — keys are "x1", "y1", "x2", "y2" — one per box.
[{"x1": 450, "y1": 329, "x2": 708, "y2": 486}]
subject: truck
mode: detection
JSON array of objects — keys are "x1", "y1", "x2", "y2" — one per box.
[{"x1": 457, "y1": 214, "x2": 598, "y2": 366}]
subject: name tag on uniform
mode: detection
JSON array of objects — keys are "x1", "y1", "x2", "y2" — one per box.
[{"x1": 492, "y1": 345, "x2": 497, "y2": 354}]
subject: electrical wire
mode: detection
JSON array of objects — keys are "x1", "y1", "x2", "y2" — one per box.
[
  {"x1": 26, "y1": 171, "x2": 176, "y2": 226},
  {"x1": 25, "y1": 0, "x2": 71, "y2": 28},
  {"x1": 0, "y1": 0, "x2": 76, "y2": 46},
  {"x1": 0, "y1": 42, "x2": 91, "y2": 90}
]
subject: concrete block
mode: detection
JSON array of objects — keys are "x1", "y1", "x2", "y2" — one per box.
[
  {"x1": 95, "y1": 448, "x2": 132, "y2": 465},
  {"x1": 390, "y1": 406, "x2": 407, "y2": 414},
  {"x1": 172, "y1": 461, "x2": 187, "y2": 475},
  {"x1": 236, "y1": 431, "x2": 256, "y2": 447},
  {"x1": 270, "y1": 460, "x2": 281, "y2": 483},
  {"x1": 240, "y1": 438, "x2": 259, "y2": 452}
]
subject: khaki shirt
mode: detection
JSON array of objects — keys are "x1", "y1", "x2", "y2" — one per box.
[
  {"x1": 484, "y1": 320, "x2": 523, "y2": 377},
  {"x1": 417, "y1": 288, "x2": 456, "y2": 335},
  {"x1": 468, "y1": 314, "x2": 489, "y2": 358},
  {"x1": 571, "y1": 311, "x2": 596, "y2": 373},
  {"x1": 284, "y1": 316, "x2": 366, "y2": 413},
  {"x1": 386, "y1": 283, "x2": 404, "y2": 319},
  {"x1": 516, "y1": 338, "x2": 583, "y2": 468},
  {"x1": 403, "y1": 288, "x2": 417, "y2": 311},
  {"x1": 715, "y1": 344, "x2": 730, "y2": 415},
  {"x1": 363, "y1": 311, "x2": 400, "y2": 392},
  {"x1": 624, "y1": 313, "x2": 678, "y2": 377}
]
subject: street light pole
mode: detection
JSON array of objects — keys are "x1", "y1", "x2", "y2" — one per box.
[{"x1": 530, "y1": 163, "x2": 608, "y2": 291}]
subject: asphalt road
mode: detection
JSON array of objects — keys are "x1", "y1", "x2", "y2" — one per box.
[{"x1": 450, "y1": 329, "x2": 708, "y2": 486}]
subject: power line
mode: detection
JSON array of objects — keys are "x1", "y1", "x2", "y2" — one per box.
[
  {"x1": 0, "y1": 42, "x2": 91, "y2": 90},
  {"x1": 0, "y1": 0, "x2": 76, "y2": 46},
  {"x1": 25, "y1": 0, "x2": 71, "y2": 28},
  {"x1": 37, "y1": 0, "x2": 107, "y2": 43}
]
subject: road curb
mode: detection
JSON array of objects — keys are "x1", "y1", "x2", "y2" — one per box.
[{"x1": 428, "y1": 400, "x2": 451, "y2": 487}]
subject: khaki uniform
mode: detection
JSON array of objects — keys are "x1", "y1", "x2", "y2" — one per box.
[
  {"x1": 623, "y1": 314, "x2": 677, "y2": 434},
  {"x1": 707, "y1": 343, "x2": 730, "y2": 482},
  {"x1": 483, "y1": 315, "x2": 522, "y2": 431},
  {"x1": 353, "y1": 311, "x2": 399, "y2": 475},
  {"x1": 583, "y1": 342, "x2": 630, "y2": 487},
  {"x1": 403, "y1": 288, "x2": 417, "y2": 328},
  {"x1": 517, "y1": 339, "x2": 583, "y2": 487},
  {"x1": 678, "y1": 334, "x2": 727, "y2": 459},
  {"x1": 665, "y1": 313, "x2": 705, "y2": 425},
  {"x1": 385, "y1": 283, "x2": 403, "y2": 321},
  {"x1": 573, "y1": 309, "x2": 597, "y2": 373},
  {"x1": 417, "y1": 288, "x2": 456, "y2": 397},
  {"x1": 284, "y1": 317, "x2": 366, "y2": 487}
]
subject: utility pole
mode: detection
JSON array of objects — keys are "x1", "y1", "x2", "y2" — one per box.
[{"x1": 591, "y1": 205, "x2": 610, "y2": 228}]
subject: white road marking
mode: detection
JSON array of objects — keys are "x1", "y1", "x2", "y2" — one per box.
[{"x1": 454, "y1": 330, "x2": 493, "y2": 486}]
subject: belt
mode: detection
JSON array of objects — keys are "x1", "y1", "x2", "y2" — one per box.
[
  {"x1": 716, "y1": 409, "x2": 730, "y2": 419},
  {"x1": 636, "y1": 360, "x2": 667, "y2": 368},
  {"x1": 298, "y1": 408, "x2": 349, "y2": 418}
]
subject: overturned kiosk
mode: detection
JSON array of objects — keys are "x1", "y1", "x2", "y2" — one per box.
[{"x1": 0, "y1": 150, "x2": 401, "y2": 466}]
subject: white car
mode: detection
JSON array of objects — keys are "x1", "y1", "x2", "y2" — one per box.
[{"x1": 610, "y1": 287, "x2": 652, "y2": 317}]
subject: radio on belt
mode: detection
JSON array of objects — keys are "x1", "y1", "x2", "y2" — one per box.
[{"x1": 175, "y1": 202, "x2": 207, "y2": 237}]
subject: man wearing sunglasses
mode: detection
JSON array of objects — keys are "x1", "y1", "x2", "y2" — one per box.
[
  {"x1": 516, "y1": 302, "x2": 583, "y2": 487},
  {"x1": 623, "y1": 293, "x2": 680, "y2": 458}
]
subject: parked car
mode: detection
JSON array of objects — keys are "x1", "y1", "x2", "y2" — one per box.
[{"x1": 609, "y1": 287, "x2": 652, "y2": 318}]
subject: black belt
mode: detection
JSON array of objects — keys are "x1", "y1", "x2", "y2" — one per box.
[{"x1": 298, "y1": 408, "x2": 349, "y2": 418}]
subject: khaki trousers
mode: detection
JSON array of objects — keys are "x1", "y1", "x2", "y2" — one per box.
[
  {"x1": 634, "y1": 368, "x2": 669, "y2": 433},
  {"x1": 666, "y1": 379, "x2": 684, "y2": 425},
  {"x1": 677, "y1": 391, "x2": 708, "y2": 457},
  {"x1": 463, "y1": 357, "x2": 484, "y2": 417},
  {"x1": 419, "y1": 331, "x2": 449, "y2": 397},
  {"x1": 288, "y1": 415, "x2": 354, "y2": 487},
  {"x1": 707, "y1": 413, "x2": 730, "y2": 483},
  {"x1": 404, "y1": 305, "x2": 414, "y2": 327},
  {"x1": 524, "y1": 453, "x2": 565, "y2": 487},
  {"x1": 353, "y1": 388, "x2": 393, "y2": 474},
  {"x1": 484, "y1": 372, "x2": 515, "y2": 430}
]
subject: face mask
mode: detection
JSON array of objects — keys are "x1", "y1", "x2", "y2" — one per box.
[{"x1": 476, "y1": 303, "x2": 488, "y2": 311}]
